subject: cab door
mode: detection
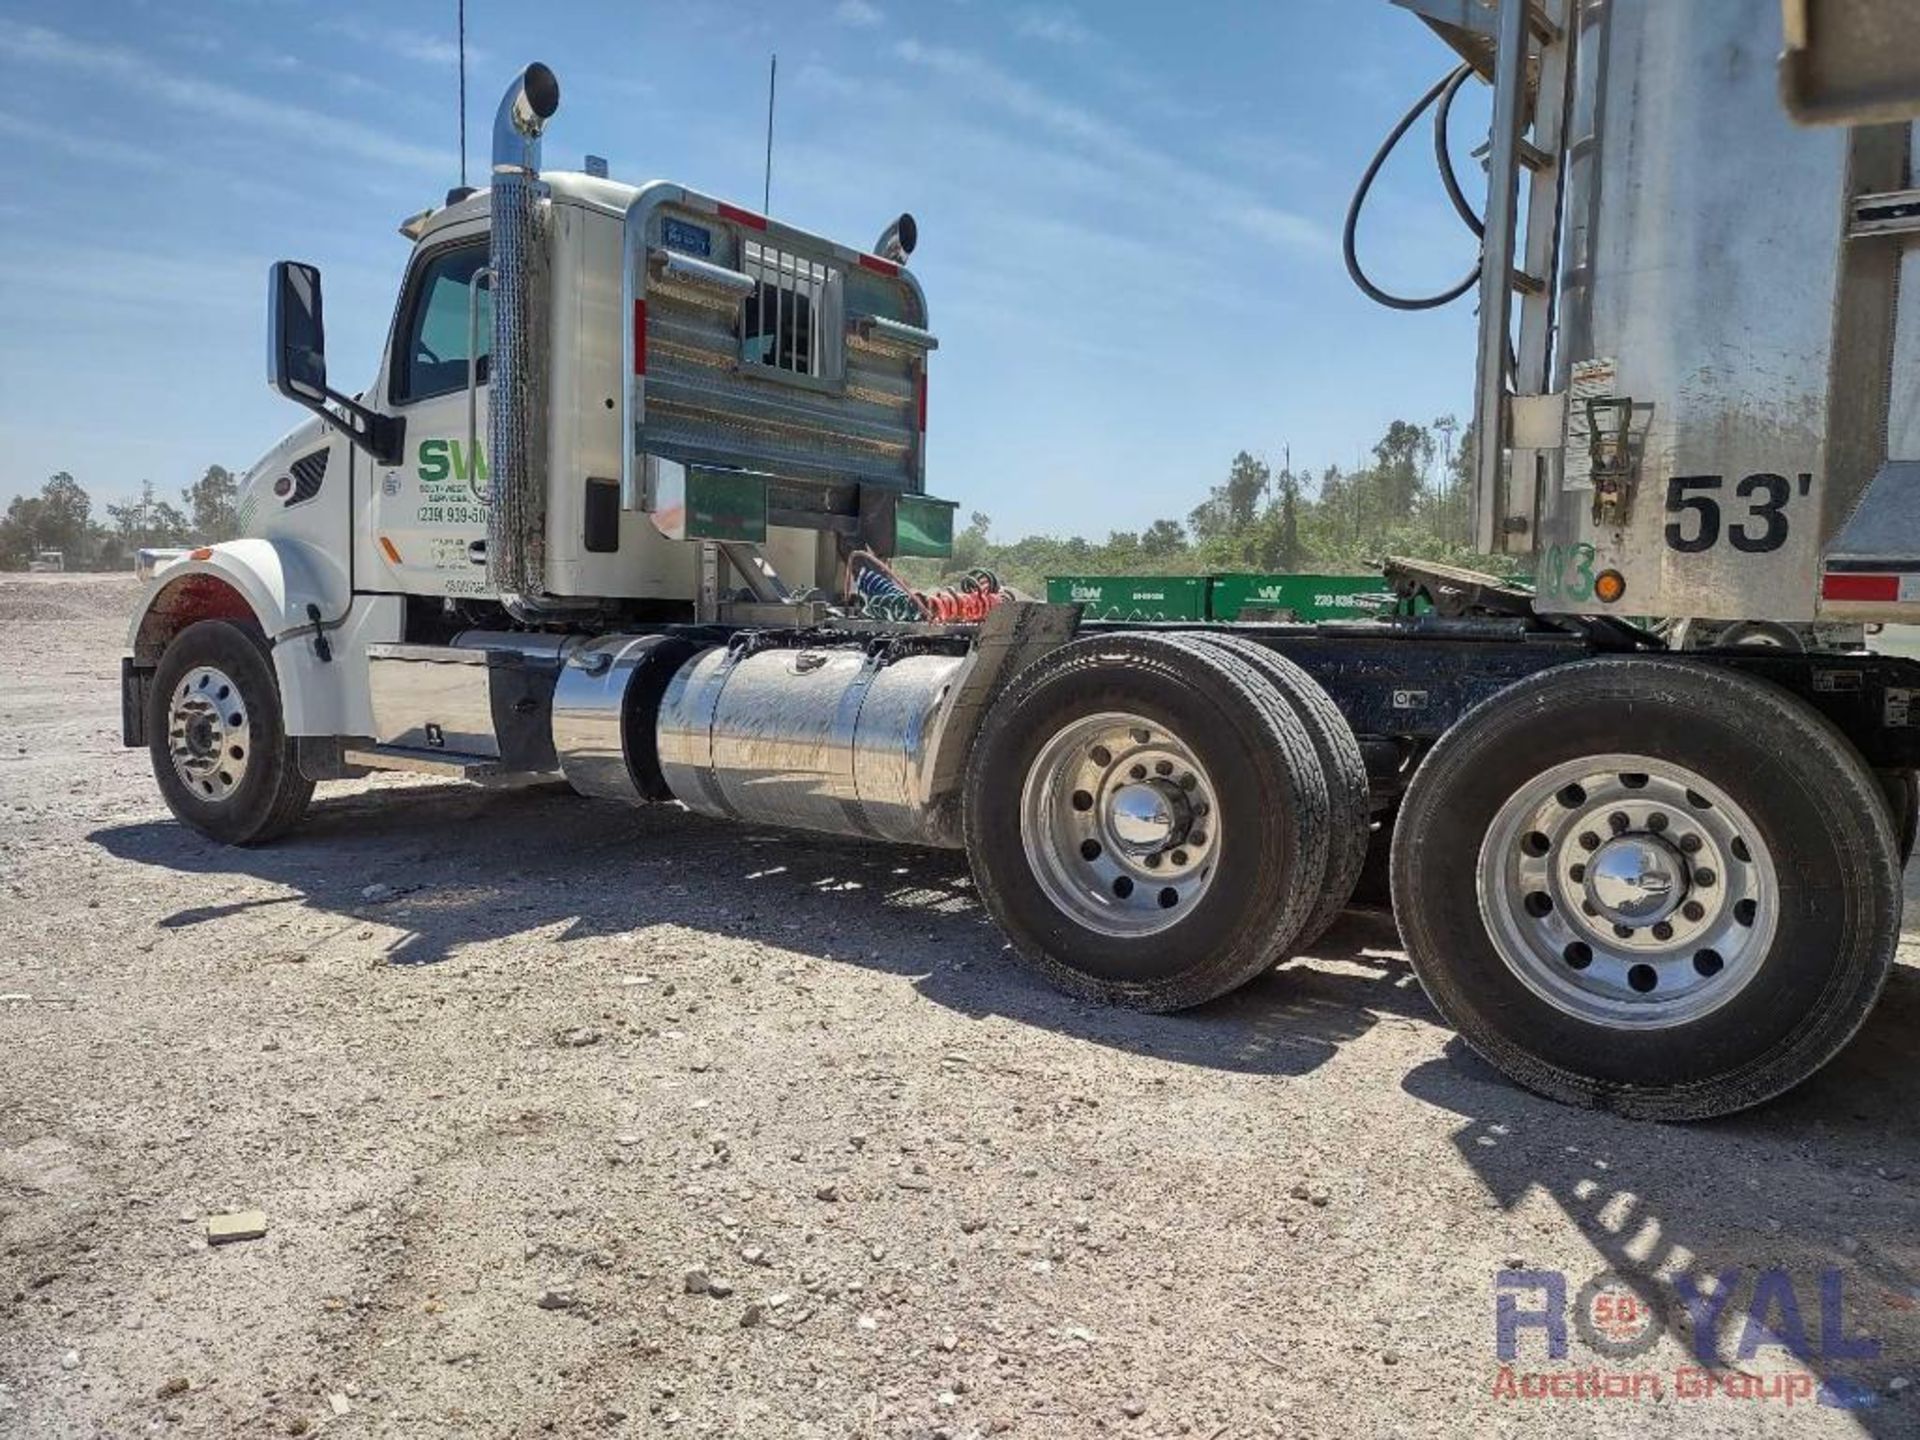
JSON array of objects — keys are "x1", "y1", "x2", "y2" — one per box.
[{"x1": 366, "y1": 235, "x2": 494, "y2": 598}]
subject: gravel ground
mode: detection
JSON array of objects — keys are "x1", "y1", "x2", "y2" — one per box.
[{"x1": 2, "y1": 572, "x2": 1918, "y2": 1440}]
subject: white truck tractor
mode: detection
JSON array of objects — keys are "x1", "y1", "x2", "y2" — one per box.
[{"x1": 123, "y1": 6, "x2": 1920, "y2": 1120}]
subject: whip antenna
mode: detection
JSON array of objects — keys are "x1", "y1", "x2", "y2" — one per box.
[
  {"x1": 458, "y1": 0, "x2": 468, "y2": 187},
  {"x1": 763, "y1": 53, "x2": 777, "y2": 213}
]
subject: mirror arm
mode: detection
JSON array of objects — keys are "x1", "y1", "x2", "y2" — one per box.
[{"x1": 289, "y1": 385, "x2": 405, "y2": 468}]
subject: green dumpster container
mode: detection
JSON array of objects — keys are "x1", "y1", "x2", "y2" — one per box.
[
  {"x1": 1208, "y1": 573, "x2": 1396, "y2": 622},
  {"x1": 1045, "y1": 575, "x2": 1208, "y2": 621}
]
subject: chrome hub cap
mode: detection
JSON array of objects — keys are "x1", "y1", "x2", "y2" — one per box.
[
  {"x1": 166, "y1": 665, "x2": 252, "y2": 803},
  {"x1": 1107, "y1": 781, "x2": 1185, "y2": 854},
  {"x1": 1477, "y1": 754, "x2": 1776, "y2": 1029},
  {"x1": 1585, "y1": 834, "x2": 1685, "y2": 927},
  {"x1": 1020, "y1": 711, "x2": 1219, "y2": 937}
]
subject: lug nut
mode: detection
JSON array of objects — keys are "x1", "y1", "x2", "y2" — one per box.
[
  {"x1": 1694, "y1": 868, "x2": 1716, "y2": 887},
  {"x1": 1679, "y1": 834, "x2": 1702, "y2": 854},
  {"x1": 1682, "y1": 900, "x2": 1705, "y2": 922},
  {"x1": 1608, "y1": 812, "x2": 1629, "y2": 833}
]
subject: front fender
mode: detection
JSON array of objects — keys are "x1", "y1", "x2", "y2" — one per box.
[
  {"x1": 126, "y1": 537, "x2": 340, "y2": 653},
  {"x1": 125, "y1": 538, "x2": 396, "y2": 738}
]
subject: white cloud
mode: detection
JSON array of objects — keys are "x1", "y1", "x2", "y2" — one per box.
[
  {"x1": 0, "y1": 21, "x2": 450, "y2": 174},
  {"x1": 890, "y1": 40, "x2": 1328, "y2": 254},
  {"x1": 319, "y1": 17, "x2": 474, "y2": 68},
  {"x1": 0, "y1": 112, "x2": 168, "y2": 174},
  {"x1": 1013, "y1": 6, "x2": 1090, "y2": 46},
  {"x1": 0, "y1": 244, "x2": 264, "y2": 317},
  {"x1": 833, "y1": 0, "x2": 885, "y2": 27}
]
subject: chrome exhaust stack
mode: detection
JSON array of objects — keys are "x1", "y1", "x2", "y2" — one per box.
[{"x1": 487, "y1": 62, "x2": 561, "y2": 616}]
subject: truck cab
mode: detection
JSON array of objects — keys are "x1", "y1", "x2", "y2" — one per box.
[{"x1": 129, "y1": 64, "x2": 947, "y2": 754}]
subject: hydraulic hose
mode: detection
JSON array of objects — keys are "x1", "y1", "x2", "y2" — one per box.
[{"x1": 1343, "y1": 64, "x2": 1483, "y2": 312}]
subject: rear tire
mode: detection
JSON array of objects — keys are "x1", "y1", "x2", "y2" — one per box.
[
  {"x1": 1876, "y1": 768, "x2": 1919, "y2": 868},
  {"x1": 1184, "y1": 632, "x2": 1369, "y2": 949},
  {"x1": 148, "y1": 619, "x2": 313, "y2": 845},
  {"x1": 965, "y1": 632, "x2": 1330, "y2": 1011},
  {"x1": 1392, "y1": 659, "x2": 1900, "y2": 1120}
]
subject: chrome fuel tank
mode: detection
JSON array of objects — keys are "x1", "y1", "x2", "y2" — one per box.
[{"x1": 655, "y1": 645, "x2": 966, "y2": 847}]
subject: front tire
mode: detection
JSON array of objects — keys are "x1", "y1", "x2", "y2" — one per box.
[
  {"x1": 1392, "y1": 659, "x2": 1900, "y2": 1120},
  {"x1": 965, "y1": 632, "x2": 1331, "y2": 1011},
  {"x1": 148, "y1": 619, "x2": 313, "y2": 845}
]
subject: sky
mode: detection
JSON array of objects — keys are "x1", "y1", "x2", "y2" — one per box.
[{"x1": 0, "y1": 0, "x2": 1486, "y2": 541}]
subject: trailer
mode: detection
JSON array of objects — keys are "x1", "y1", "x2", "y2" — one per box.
[
  {"x1": 122, "y1": 9, "x2": 1920, "y2": 1119},
  {"x1": 1044, "y1": 573, "x2": 1402, "y2": 624}
]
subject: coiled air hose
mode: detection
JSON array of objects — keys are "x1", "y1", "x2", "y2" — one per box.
[
  {"x1": 1343, "y1": 64, "x2": 1484, "y2": 311},
  {"x1": 845, "y1": 550, "x2": 1013, "y2": 623}
]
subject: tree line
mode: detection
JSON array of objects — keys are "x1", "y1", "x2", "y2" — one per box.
[
  {"x1": 0, "y1": 468, "x2": 239, "y2": 571},
  {"x1": 913, "y1": 415, "x2": 1493, "y2": 595},
  {"x1": 3, "y1": 416, "x2": 1493, "y2": 584}
]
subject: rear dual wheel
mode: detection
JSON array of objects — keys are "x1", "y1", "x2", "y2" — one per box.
[
  {"x1": 964, "y1": 632, "x2": 1366, "y2": 1011},
  {"x1": 1393, "y1": 659, "x2": 1901, "y2": 1120}
]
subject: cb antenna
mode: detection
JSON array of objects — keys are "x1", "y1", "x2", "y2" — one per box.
[
  {"x1": 763, "y1": 53, "x2": 777, "y2": 213},
  {"x1": 457, "y1": 0, "x2": 468, "y2": 187}
]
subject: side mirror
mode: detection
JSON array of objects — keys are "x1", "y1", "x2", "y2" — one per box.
[
  {"x1": 264, "y1": 259, "x2": 405, "y2": 466},
  {"x1": 269, "y1": 261, "x2": 327, "y2": 403}
]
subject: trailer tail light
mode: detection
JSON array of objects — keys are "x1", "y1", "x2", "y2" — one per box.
[
  {"x1": 917, "y1": 370, "x2": 928, "y2": 433},
  {"x1": 632, "y1": 299, "x2": 648, "y2": 375},
  {"x1": 1822, "y1": 572, "x2": 1902, "y2": 603}
]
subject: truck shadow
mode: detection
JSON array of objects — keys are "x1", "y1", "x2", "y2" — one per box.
[
  {"x1": 1400, "y1": 966, "x2": 1920, "y2": 1426},
  {"x1": 88, "y1": 780, "x2": 1429, "y2": 1081}
]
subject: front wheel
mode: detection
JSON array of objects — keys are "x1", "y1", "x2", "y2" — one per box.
[
  {"x1": 148, "y1": 619, "x2": 313, "y2": 845},
  {"x1": 1392, "y1": 659, "x2": 1900, "y2": 1121}
]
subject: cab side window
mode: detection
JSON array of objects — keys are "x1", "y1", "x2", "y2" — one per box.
[{"x1": 393, "y1": 245, "x2": 490, "y2": 404}]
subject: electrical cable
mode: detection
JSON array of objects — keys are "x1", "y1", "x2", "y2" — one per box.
[
  {"x1": 1433, "y1": 64, "x2": 1483, "y2": 239},
  {"x1": 1343, "y1": 64, "x2": 1483, "y2": 312}
]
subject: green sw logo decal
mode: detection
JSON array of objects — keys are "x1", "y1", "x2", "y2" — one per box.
[{"x1": 416, "y1": 438, "x2": 489, "y2": 485}]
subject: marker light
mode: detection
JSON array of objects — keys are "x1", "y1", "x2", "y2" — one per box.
[{"x1": 1594, "y1": 569, "x2": 1627, "y2": 604}]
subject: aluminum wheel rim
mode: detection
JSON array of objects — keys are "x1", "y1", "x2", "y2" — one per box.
[
  {"x1": 1477, "y1": 753, "x2": 1777, "y2": 1030},
  {"x1": 166, "y1": 665, "x2": 252, "y2": 803},
  {"x1": 1019, "y1": 711, "x2": 1219, "y2": 938}
]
